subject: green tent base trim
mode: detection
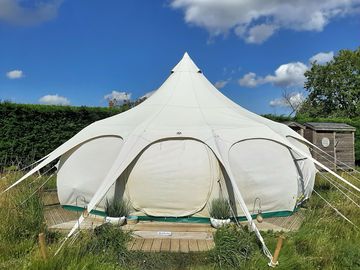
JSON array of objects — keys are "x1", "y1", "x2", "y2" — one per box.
[
  {"x1": 62, "y1": 205, "x2": 296, "y2": 223},
  {"x1": 62, "y1": 205, "x2": 107, "y2": 217}
]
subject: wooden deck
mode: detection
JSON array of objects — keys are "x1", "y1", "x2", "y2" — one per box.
[
  {"x1": 44, "y1": 206, "x2": 79, "y2": 227},
  {"x1": 123, "y1": 221, "x2": 215, "y2": 252},
  {"x1": 42, "y1": 191, "x2": 305, "y2": 252},
  {"x1": 260, "y1": 211, "x2": 305, "y2": 232},
  {"x1": 127, "y1": 238, "x2": 214, "y2": 252}
]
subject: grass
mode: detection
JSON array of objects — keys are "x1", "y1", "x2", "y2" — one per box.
[
  {"x1": 209, "y1": 224, "x2": 257, "y2": 269},
  {"x1": 0, "y1": 171, "x2": 45, "y2": 268},
  {"x1": 1, "y1": 170, "x2": 360, "y2": 269}
]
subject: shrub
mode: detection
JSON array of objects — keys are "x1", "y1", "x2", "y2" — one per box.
[
  {"x1": 105, "y1": 198, "x2": 130, "y2": 217},
  {"x1": 209, "y1": 198, "x2": 231, "y2": 219}
]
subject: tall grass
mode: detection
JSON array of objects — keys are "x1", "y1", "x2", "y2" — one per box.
[
  {"x1": 245, "y1": 171, "x2": 360, "y2": 269},
  {"x1": 0, "y1": 172, "x2": 45, "y2": 267},
  {"x1": 26, "y1": 224, "x2": 209, "y2": 270},
  {"x1": 209, "y1": 224, "x2": 257, "y2": 268}
]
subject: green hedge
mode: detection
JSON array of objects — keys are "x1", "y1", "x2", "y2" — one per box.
[
  {"x1": 0, "y1": 103, "x2": 358, "y2": 169},
  {"x1": 0, "y1": 102, "x2": 124, "y2": 169}
]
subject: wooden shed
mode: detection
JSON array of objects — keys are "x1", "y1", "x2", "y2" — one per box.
[
  {"x1": 304, "y1": 122, "x2": 356, "y2": 170},
  {"x1": 284, "y1": 121, "x2": 306, "y2": 137}
]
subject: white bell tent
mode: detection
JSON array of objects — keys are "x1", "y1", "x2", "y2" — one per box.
[{"x1": 5, "y1": 52, "x2": 359, "y2": 262}]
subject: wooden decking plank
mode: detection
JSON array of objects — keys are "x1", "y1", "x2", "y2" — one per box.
[
  {"x1": 197, "y1": 240, "x2": 208, "y2": 251},
  {"x1": 131, "y1": 238, "x2": 145, "y2": 251},
  {"x1": 55, "y1": 208, "x2": 65, "y2": 223},
  {"x1": 46, "y1": 209, "x2": 57, "y2": 225},
  {"x1": 179, "y1": 239, "x2": 189, "y2": 253},
  {"x1": 51, "y1": 210, "x2": 61, "y2": 225},
  {"x1": 188, "y1": 239, "x2": 199, "y2": 252},
  {"x1": 142, "y1": 239, "x2": 154, "y2": 252},
  {"x1": 127, "y1": 238, "x2": 136, "y2": 250},
  {"x1": 151, "y1": 239, "x2": 162, "y2": 252},
  {"x1": 51, "y1": 211, "x2": 58, "y2": 226},
  {"x1": 170, "y1": 239, "x2": 180, "y2": 252},
  {"x1": 206, "y1": 240, "x2": 215, "y2": 250},
  {"x1": 160, "y1": 238, "x2": 171, "y2": 252}
]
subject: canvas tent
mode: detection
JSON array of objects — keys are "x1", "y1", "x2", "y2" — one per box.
[
  {"x1": 53, "y1": 53, "x2": 317, "y2": 219},
  {"x1": 7, "y1": 52, "x2": 341, "y2": 262}
]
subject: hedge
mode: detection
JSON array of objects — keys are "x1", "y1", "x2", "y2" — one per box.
[
  {"x1": 0, "y1": 103, "x2": 358, "y2": 169},
  {"x1": 0, "y1": 102, "x2": 124, "y2": 169}
]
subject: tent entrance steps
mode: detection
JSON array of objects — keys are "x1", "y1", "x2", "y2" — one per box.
[
  {"x1": 127, "y1": 238, "x2": 214, "y2": 253},
  {"x1": 123, "y1": 221, "x2": 215, "y2": 252}
]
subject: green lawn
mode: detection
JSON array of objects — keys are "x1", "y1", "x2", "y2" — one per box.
[{"x1": 1, "y1": 170, "x2": 360, "y2": 269}]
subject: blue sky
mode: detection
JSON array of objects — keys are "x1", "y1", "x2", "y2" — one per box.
[{"x1": 0, "y1": 0, "x2": 359, "y2": 115}]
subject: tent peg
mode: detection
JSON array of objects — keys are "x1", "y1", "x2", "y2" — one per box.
[
  {"x1": 38, "y1": 232, "x2": 48, "y2": 260},
  {"x1": 268, "y1": 235, "x2": 285, "y2": 267}
]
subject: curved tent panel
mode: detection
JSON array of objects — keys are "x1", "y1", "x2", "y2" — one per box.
[
  {"x1": 57, "y1": 135, "x2": 124, "y2": 208},
  {"x1": 229, "y1": 139, "x2": 299, "y2": 215},
  {"x1": 126, "y1": 139, "x2": 218, "y2": 217},
  {"x1": 286, "y1": 136, "x2": 317, "y2": 199}
]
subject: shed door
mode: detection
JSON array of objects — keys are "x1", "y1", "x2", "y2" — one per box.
[{"x1": 335, "y1": 132, "x2": 355, "y2": 168}]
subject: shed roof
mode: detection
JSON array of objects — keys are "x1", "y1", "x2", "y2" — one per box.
[
  {"x1": 283, "y1": 121, "x2": 306, "y2": 129},
  {"x1": 304, "y1": 122, "x2": 356, "y2": 132}
]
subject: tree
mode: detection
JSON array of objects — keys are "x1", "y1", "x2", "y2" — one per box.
[
  {"x1": 299, "y1": 47, "x2": 360, "y2": 118},
  {"x1": 269, "y1": 90, "x2": 305, "y2": 116},
  {"x1": 281, "y1": 90, "x2": 305, "y2": 116}
]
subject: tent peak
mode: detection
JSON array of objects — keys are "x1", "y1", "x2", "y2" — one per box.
[{"x1": 172, "y1": 52, "x2": 201, "y2": 73}]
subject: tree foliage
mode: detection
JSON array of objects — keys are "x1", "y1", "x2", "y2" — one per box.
[{"x1": 300, "y1": 47, "x2": 360, "y2": 117}]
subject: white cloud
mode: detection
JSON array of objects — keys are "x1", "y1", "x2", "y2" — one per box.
[
  {"x1": 0, "y1": 0, "x2": 63, "y2": 26},
  {"x1": 264, "y1": 62, "x2": 308, "y2": 87},
  {"x1": 170, "y1": 0, "x2": 360, "y2": 43},
  {"x1": 39, "y1": 94, "x2": 70, "y2": 105},
  {"x1": 239, "y1": 62, "x2": 308, "y2": 88},
  {"x1": 104, "y1": 91, "x2": 131, "y2": 102},
  {"x1": 309, "y1": 51, "x2": 334, "y2": 65},
  {"x1": 238, "y1": 72, "x2": 262, "y2": 88},
  {"x1": 214, "y1": 80, "x2": 229, "y2": 89},
  {"x1": 239, "y1": 51, "x2": 338, "y2": 88},
  {"x1": 269, "y1": 97, "x2": 285, "y2": 107},
  {"x1": 245, "y1": 24, "x2": 278, "y2": 44},
  {"x1": 6, "y1": 69, "x2": 23, "y2": 79}
]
